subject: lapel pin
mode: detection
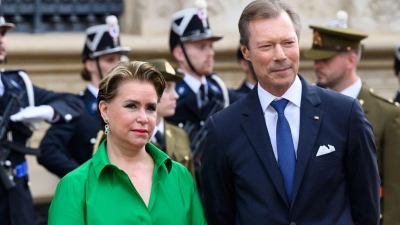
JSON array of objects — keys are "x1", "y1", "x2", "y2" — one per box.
[
  {"x1": 359, "y1": 99, "x2": 364, "y2": 105},
  {"x1": 314, "y1": 116, "x2": 319, "y2": 120}
]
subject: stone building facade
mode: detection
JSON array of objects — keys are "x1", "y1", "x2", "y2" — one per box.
[{"x1": 3, "y1": 0, "x2": 398, "y2": 203}]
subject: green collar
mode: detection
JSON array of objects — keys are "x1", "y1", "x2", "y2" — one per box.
[{"x1": 93, "y1": 140, "x2": 172, "y2": 179}]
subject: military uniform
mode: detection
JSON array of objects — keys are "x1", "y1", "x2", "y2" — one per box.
[
  {"x1": 0, "y1": 70, "x2": 83, "y2": 225},
  {"x1": 358, "y1": 87, "x2": 400, "y2": 225},
  {"x1": 304, "y1": 14, "x2": 400, "y2": 224},
  {"x1": 38, "y1": 89, "x2": 100, "y2": 178},
  {"x1": 152, "y1": 121, "x2": 194, "y2": 177},
  {"x1": 167, "y1": 75, "x2": 226, "y2": 135},
  {"x1": 37, "y1": 16, "x2": 130, "y2": 179}
]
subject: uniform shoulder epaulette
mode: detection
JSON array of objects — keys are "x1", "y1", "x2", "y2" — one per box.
[{"x1": 369, "y1": 88, "x2": 400, "y2": 107}]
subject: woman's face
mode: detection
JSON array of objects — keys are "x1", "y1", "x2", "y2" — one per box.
[{"x1": 99, "y1": 80, "x2": 158, "y2": 150}]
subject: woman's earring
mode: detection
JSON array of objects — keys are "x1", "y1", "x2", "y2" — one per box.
[
  {"x1": 104, "y1": 118, "x2": 109, "y2": 135},
  {"x1": 104, "y1": 124, "x2": 109, "y2": 135}
]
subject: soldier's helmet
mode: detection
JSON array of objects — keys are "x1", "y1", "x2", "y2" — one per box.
[
  {"x1": 82, "y1": 15, "x2": 130, "y2": 62},
  {"x1": 169, "y1": 0, "x2": 222, "y2": 52},
  {"x1": 395, "y1": 43, "x2": 400, "y2": 77},
  {"x1": 0, "y1": 0, "x2": 14, "y2": 31}
]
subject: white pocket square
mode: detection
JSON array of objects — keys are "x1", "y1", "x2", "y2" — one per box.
[{"x1": 316, "y1": 144, "x2": 335, "y2": 156}]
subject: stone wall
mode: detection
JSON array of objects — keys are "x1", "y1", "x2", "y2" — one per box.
[{"x1": 3, "y1": 0, "x2": 399, "y2": 202}]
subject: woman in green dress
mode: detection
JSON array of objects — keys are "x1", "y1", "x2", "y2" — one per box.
[{"x1": 48, "y1": 61, "x2": 206, "y2": 225}]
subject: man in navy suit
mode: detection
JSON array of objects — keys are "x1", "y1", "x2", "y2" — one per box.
[{"x1": 200, "y1": 0, "x2": 380, "y2": 224}]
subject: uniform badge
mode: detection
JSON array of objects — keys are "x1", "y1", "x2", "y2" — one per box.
[
  {"x1": 176, "y1": 83, "x2": 188, "y2": 98},
  {"x1": 88, "y1": 99, "x2": 97, "y2": 114},
  {"x1": 313, "y1": 31, "x2": 323, "y2": 47}
]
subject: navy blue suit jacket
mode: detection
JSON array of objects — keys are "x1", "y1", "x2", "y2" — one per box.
[{"x1": 201, "y1": 75, "x2": 380, "y2": 225}]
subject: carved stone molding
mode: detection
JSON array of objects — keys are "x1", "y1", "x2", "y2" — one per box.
[{"x1": 122, "y1": 0, "x2": 400, "y2": 36}]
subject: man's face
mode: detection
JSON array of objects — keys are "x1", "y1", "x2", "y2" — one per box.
[
  {"x1": 242, "y1": 11, "x2": 300, "y2": 96},
  {"x1": 0, "y1": 27, "x2": 8, "y2": 63},
  {"x1": 97, "y1": 52, "x2": 121, "y2": 77},
  {"x1": 181, "y1": 39, "x2": 215, "y2": 76},
  {"x1": 86, "y1": 52, "x2": 121, "y2": 87},
  {"x1": 313, "y1": 53, "x2": 349, "y2": 91}
]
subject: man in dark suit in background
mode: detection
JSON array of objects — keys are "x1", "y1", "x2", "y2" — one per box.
[
  {"x1": 200, "y1": 0, "x2": 380, "y2": 224},
  {"x1": 233, "y1": 44, "x2": 257, "y2": 95}
]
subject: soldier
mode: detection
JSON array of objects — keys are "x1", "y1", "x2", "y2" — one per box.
[
  {"x1": 233, "y1": 44, "x2": 257, "y2": 95},
  {"x1": 0, "y1": 8, "x2": 84, "y2": 225},
  {"x1": 303, "y1": 11, "x2": 400, "y2": 225},
  {"x1": 393, "y1": 43, "x2": 400, "y2": 103},
  {"x1": 148, "y1": 58, "x2": 195, "y2": 177},
  {"x1": 166, "y1": 0, "x2": 241, "y2": 185},
  {"x1": 37, "y1": 15, "x2": 130, "y2": 178}
]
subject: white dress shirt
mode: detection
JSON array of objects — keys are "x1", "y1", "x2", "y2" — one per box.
[
  {"x1": 151, "y1": 118, "x2": 165, "y2": 142},
  {"x1": 340, "y1": 77, "x2": 362, "y2": 99},
  {"x1": 245, "y1": 81, "x2": 255, "y2": 90},
  {"x1": 87, "y1": 83, "x2": 99, "y2": 98},
  {"x1": 183, "y1": 72, "x2": 208, "y2": 108},
  {"x1": 258, "y1": 76, "x2": 302, "y2": 161}
]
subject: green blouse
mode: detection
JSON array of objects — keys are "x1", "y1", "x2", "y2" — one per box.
[{"x1": 48, "y1": 141, "x2": 206, "y2": 225}]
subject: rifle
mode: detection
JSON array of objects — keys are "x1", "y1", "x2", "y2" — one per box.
[
  {"x1": 183, "y1": 98, "x2": 224, "y2": 170},
  {"x1": 0, "y1": 91, "x2": 40, "y2": 190}
]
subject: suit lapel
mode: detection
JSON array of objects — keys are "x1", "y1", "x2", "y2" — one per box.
[
  {"x1": 291, "y1": 76, "x2": 323, "y2": 207},
  {"x1": 241, "y1": 85, "x2": 290, "y2": 207}
]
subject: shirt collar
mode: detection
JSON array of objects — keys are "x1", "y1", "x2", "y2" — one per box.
[
  {"x1": 258, "y1": 75, "x2": 302, "y2": 112},
  {"x1": 182, "y1": 71, "x2": 207, "y2": 93},
  {"x1": 340, "y1": 77, "x2": 362, "y2": 99},
  {"x1": 245, "y1": 81, "x2": 255, "y2": 90},
  {"x1": 92, "y1": 140, "x2": 172, "y2": 179},
  {"x1": 151, "y1": 118, "x2": 165, "y2": 140},
  {"x1": 87, "y1": 83, "x2": 99, "y2": 97}
]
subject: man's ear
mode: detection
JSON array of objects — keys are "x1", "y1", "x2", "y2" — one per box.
[
  {"x1": 241, "y1": 45, "x2": 250, "y2": 61},
  {"x1": 85, "y1": 59, "x2": 96, "y2": 74},
  {"x1": 172, "y1": 46, "x2": 185, "y2": 63},
  {"x1": 347, "y1": 52, "x2": 359, "y2": 69}
]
